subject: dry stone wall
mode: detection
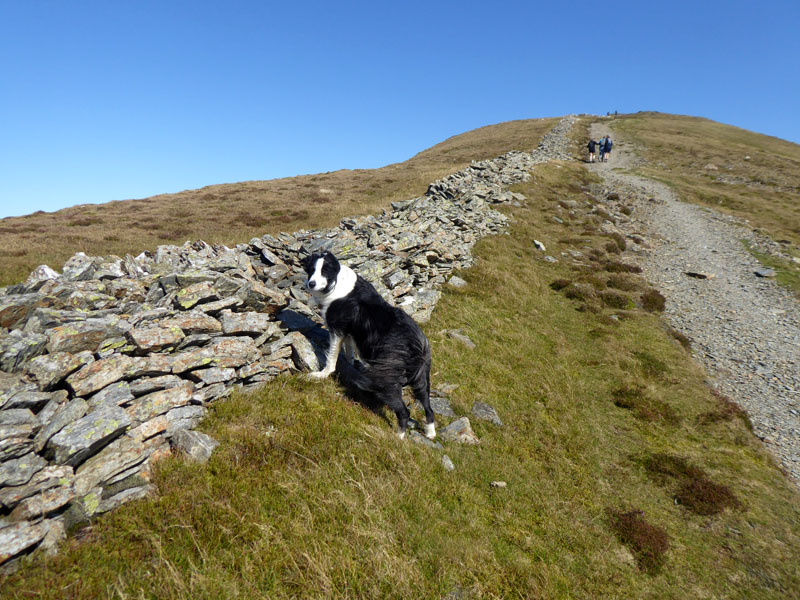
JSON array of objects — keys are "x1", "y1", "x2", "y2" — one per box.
[{"x1": 0, "y1": 116, "x2": 576, "y2": 567}]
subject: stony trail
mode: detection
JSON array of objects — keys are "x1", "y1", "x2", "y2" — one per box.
[{"x1": 586, "y1": 120, "x2": 800, "y2": 484}]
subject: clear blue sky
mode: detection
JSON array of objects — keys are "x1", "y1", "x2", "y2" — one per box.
[{"x1": 1, "y1": 0, "x2": 798, "y2": 219}]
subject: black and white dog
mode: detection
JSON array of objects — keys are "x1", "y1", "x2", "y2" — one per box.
[{"x1": 302, "y1": 251, "x2": 436, "y2": 440}]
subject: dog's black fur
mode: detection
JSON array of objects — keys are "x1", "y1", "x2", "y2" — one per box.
[{"x1": 302, "y1": 251, "x2": 435, "y2": 439}]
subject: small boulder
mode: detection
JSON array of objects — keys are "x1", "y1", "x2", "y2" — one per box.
[
  {"x1": 171, "y1": 429, "x2": 219, "y2": 463},
  {"x1": 472, "y1": 401, "x2": 503, "y2": 426},
  {"x1": 439, "y1": 417, "x2": 480, "y2": 445}
]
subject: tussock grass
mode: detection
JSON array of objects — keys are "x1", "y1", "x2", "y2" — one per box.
[
  {"x1": 3, "y1": 162, "x2": 799, "y2": 598},
  {"x1": 606, "y1": 273, "x2": 641, "y2": 291},
  {"x1": 606, "y1": 508, "x2": 670, "y2": 574},
  {"x1": 599, "y1": 289, "x2": 633, "y2": 309},
  {"x1": 640, "y1": 288, "x2": 666, "y2": 312},
  {"x1": 612, "y1": 384, "x2": 679, "y2": 425},
  {"x1": 699, "y1": 389, "x2": 754, "y2": 433},
  {"x1": 603, "y1": 260, "x2": 643, "y2": 274},
  {"x1": 667, "y1": 327, "x2": 692, "y2": 351},
  {"x1": 643, "y1": 454, "x2": 743, "y2": 516}
]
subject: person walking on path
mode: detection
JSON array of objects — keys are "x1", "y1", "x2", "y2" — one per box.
[
  {"x1": 597, "y1": 136, "x2": 607, "y2": 163},
  {"x1": 587, "y1": 139, "x2": 597, "y2": 163},
  {"x1": 603, "y1": 137, "x2": 613, "y2": 162}
]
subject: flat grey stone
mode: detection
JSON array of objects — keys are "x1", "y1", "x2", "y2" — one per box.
[
  {"x1": 408, "y1": 430, "x2": 443, "y2": 449},
  {"x1": 26, "y1": 351, "x2": 93, "y2": 391},
  {"x1": 289, "y1": 332, "x2": 320, "y2": 371},
  {"x1": 447, "y1": 276, "x2": 467, "y2": 288},
  {"x1": 47, "y1": 405, "x2": 131, "y2": 467},
  {"x1": 219, "y1": 310, "x2": 280, "y2": 337},
  {"x1": 0, "y1": 408, "x2": 39, "y2": 431},
  {"x1": 72, "y1": 434, "x2": 163, "y2": 496},
  {"x1": 171, "y1": 428, "x2": 219, "y2": 463},
  {"x1": 416, "y1": 396, "x2": 456, "y2": 418},
  {"x1": 125, "y1": 382, "x2": 194, "y2": 425},
  {"x1": 9, "y1": 485, "x2": 74, "y2": 521},
  {"x1": 0, "y1": 294, "x2": 41, "y2": 330},
  {"x1": 471, "y1": 401, "x2": 503, "y2": 426},
  {"x1": 446, "y1": 329, "x2": 476, "y2": 349},
  {"x1": 97, "y1": 485, "x2": 154, "y2": 514},
  {"x1": 34, "y1": 398, "x2": 88, "y2": 453},
  {"x1": 0, "y1": 521, "x2": 47, "y2": 566},
  {"x1": 4, "y1": 389, "x2": 57, "y2": 412},
  {"x1": 160, "y1": 310, "x2": 222, "y2": 334},
  {"x1": 165, "y1": 405, "x2": 207, "y2": 434},
  {"x1": 87, "y1": 381, "x2": 134, "y2": 410},
  {"x1": 754, "y1": 267, "x2": 776, "y2": 278},
  {"x1": 187, "y1": 367, "x2": 236, "y2": 386},
  {"x1": 171, "y1": 337, "x2": 260, "y2": 373},
  {"x1": 66, "y1": 354, "x2": 136, "y2": 397},
  {"x1": 0, "y1": 453, "x2": 48, "y2": 487},
  {"x1": 0, "y1": 436, "x2": 33, "y2": 461},
  {"x1": 0, "y1": 465, "x2": 74, "y2": 510},
  {"x1": 191, "y1": 382, "x2": 229, "y2": 404},
  {"x1": 0, "y1": 372, "x2": 36, "y2": 412},
  {"x1": 46, "y1": 317, "x2": 130, "y2": 354},
  {"x1": 0, "y1": 331, "x2": 47, "y2": 372},
  {"x1": 129, "y1": 375, "x2": 184, "y2": 397},
  {"x1": 439, "y1": 417, "x2": 480, "y2": 445},
  {"x1": 126, "y1": 324, "x2": 185, "y2": 352}
]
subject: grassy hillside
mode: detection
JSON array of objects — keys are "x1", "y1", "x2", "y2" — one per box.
[
  {"x1": 4, "y1": 162, "x2": 798, "y2": 598},
  {"x1": 0, "y1": 118, "x2": 557, "y2": 287}
]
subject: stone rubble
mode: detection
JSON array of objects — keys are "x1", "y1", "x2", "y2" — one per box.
[{"x1": 0, "y1": 116, "x2": 577, "y2": 567}]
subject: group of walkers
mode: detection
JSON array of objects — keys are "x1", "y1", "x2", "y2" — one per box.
[{"x1": 587, "y1": 136, "x2": 612, "y2": 163}]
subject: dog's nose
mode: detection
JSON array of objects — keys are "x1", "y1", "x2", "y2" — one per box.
[{"x1": 307, "y1": 280, "x2": 316, "y2": 290}]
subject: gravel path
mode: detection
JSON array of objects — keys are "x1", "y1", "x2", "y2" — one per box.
[{"x1": 586, "y1": 121, "x2": 800, "y2": 484}]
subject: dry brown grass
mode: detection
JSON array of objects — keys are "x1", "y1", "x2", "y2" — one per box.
[{"x1": 0, "y1": 118, "x2": 557, "y2": 286}]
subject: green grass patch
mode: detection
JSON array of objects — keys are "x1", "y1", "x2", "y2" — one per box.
[{"x1": 742, "y1": 240, "x2": 800, "y2": 298}]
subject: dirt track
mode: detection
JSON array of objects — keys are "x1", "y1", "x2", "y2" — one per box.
[{"x1": 586, "y1": 120, "x2": 800, "y2": 484}]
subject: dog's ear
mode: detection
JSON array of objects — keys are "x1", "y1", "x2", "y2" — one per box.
[
  {"x1": 301, "y1": 253, "x2": 314, "y2": 273},
  {"x1": 323, "y1": 252, "x2": 339, "y2": 269}
]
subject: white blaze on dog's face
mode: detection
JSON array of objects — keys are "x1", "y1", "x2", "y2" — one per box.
[
  {"x1": 306, "y1": 257, "x2": 327, "y2": 294},
  {"x1": 305, "y1": 252, "x2": 340, "y2": 297}
]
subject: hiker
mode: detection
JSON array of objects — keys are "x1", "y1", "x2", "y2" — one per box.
[
  {"x1": 603, "y1": 137, "x2": 613, "y2": 162},
  {"x1": 598, "y1": 136, "x2": 606, "y2": 162},
  {"x1": 587, "y1": 139, "x2": 597, "y2": 163}
]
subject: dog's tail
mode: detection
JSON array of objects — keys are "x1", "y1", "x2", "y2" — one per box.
[
  {"x1": 340, "y1": 363, "x2": 380, "y2": 393},
  {"x1": 410, "y1": 334, "x2": 431, "y2": 393}
]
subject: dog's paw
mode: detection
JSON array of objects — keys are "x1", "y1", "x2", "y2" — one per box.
[
  {"x1": 306, "y1": 370, "x2": 330, "y2": 380},
  {"x1": 424, "y1": 423, "x2": 436, "y2": 440}
]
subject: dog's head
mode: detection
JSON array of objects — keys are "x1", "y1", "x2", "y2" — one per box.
[{"x1": 303, "y1": 252, "x2": 340, "y2": 295}]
